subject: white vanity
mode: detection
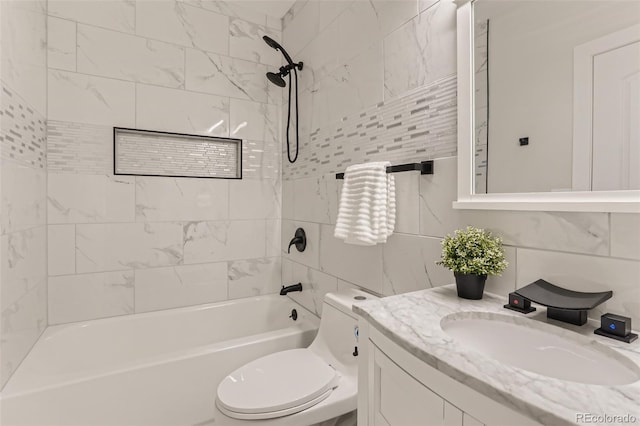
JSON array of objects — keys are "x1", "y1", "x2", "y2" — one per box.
[{"x1": 354, "y1": 286, "x2": 640, "y2": 426}]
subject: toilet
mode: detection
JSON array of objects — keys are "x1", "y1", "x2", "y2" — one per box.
[{"x1": 215, "y1": 289, "x2": 376, "y2": 425}]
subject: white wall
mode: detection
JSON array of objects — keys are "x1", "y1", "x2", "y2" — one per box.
[
  {"x1": 45, "y1": 0, "x2": 283, "y2": 325},
  {"x1": 0, "y1": 0, "x2": 48, "y2": 389},
  {"x1": 484, "y1": 0, "x2": 640, "y2": 193},
  {"x1": 281, "y1": 0, "x2": 640, "y2": 325}
]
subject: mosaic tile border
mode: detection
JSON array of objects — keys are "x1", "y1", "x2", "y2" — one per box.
[
  {"x1": 283, "y1": 74, "x2": 457, "y2": 179},
  {"x1": 48, "y1": 120, "x2": 113, "y2": 174},
  {"x1": 0, "y1": 82, "x2": 46, "y2": 169}
]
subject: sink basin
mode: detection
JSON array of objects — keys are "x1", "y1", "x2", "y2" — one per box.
[{"x1": 441, "y1": 312, "x2": 640, "y2": 386}]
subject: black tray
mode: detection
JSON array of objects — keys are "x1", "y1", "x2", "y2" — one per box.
[{"x1": 515, "y1": 279, "x2": 612, "y2": 310}]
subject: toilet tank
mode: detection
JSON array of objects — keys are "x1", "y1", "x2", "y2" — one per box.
[{"x1": 308, "y1": 289, "x2": 378, "y2": 374}]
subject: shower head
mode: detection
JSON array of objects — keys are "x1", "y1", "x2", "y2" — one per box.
[
  {"x1": 266, "y1": 71, "x2": 286, "y2": 88},
  {"x1": 262, "y1": 35, "x2": 296, "y2": 67}
]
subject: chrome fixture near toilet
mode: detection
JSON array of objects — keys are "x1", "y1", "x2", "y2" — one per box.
[
  {"x1": 287, "y1": 228, "x2": 306, "y2": 253},
  {"x1": 262, "y1": 35, "x2": 303, "y2": 164}
]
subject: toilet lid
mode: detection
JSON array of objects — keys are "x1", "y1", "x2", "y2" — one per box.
[{"x1": 216, "y1": 348, "x2": 339, "y2": 416}]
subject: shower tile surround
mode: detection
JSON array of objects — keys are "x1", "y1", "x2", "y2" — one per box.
[
  {"x1": 44, "y1": 1, "x2": 283, "y2": 327},
  {"x1": 0, "y1": 1, "x2": 48, "y2": 389},
  {"x1": 280, "y1": 0, "x2": 640, "y2": 323}
]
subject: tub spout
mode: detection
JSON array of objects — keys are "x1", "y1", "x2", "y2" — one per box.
[{"x1": 280, "y1": 283, "x2": 302, "y2": 295}]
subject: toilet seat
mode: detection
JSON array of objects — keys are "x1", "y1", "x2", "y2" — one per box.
[{"x1": 216, "y1": 348, "x2": 340, "y2": 420}]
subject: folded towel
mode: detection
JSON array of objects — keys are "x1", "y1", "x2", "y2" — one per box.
[{"x1": 334, "y1": 161, "x2": 396, "y2": 245}]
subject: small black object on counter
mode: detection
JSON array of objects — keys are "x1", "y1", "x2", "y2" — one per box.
[{"x1": 594, "y1": 313, "x2": 638, "y2": 343}]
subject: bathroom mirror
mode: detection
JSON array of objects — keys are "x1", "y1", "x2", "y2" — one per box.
[{"x1": 455, "y1": 0, "x2": 640, "y2": 212}]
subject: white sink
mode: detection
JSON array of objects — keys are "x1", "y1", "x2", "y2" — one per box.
[{"x1": 441, "y1": 312, "x2": 640, "y2": 386}]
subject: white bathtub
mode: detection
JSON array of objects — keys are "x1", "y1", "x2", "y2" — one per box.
[{"x1": 0, "y1": 295, "x2": 319, "y2": 426}]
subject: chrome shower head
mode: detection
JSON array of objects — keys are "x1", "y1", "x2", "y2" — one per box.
[{"x1": 266, "y1": 71, "x2": 287, "y2": 87}]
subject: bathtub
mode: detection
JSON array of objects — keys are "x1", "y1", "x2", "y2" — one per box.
[{"x1": 0, "y1": 295, "x2": 318, "y2": 426}]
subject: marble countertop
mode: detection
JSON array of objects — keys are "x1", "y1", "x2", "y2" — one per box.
[{"x1": 353, "y1": 285, "x2": 640, "y2": 426}]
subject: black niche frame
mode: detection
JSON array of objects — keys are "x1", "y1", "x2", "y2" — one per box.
[{"x1": 113, "y1": 127, "x2": 243, "y2": 180}]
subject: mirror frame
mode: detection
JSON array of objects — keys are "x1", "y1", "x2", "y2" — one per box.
[{"x1": 454, "y1": 0, "x2": 640, "y2": 213}]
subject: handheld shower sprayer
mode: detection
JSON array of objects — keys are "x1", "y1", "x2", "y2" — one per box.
[{"x1": 262, "y1": 36, "x2": 303, "y2": 164}]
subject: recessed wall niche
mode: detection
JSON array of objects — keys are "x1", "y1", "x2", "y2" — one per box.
[{"x1": 114, "y1": 128, "x2": 242, "y2": 179}]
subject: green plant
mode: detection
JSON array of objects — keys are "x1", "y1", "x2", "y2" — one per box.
[{"x1": 436, "y1": 226, "x2": 508, "y2": 276}]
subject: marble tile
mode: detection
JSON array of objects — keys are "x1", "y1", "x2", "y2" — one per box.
[
  {"x1": 370, "y1": 0, "x2": 419, "y2": 37},
  {"x1": 381, "y1": 233, "x2": 452, "y2": 296},
  {"x1": 136, "y1": 0, "x2": 229, "y2": 55},
  {"x1": 0, "y1": 0, "x2": 47, "y2": 115},
  {"x1": 394, "y1": 172, "x2": 420, "y2": 234},
  {"x1": 1, "y1": 161, "x2": 46, "y2": 234},
  {"x1": 230, "y1": 19, "x2": 282, "y2": 66},
  {"x1": 460, "y1": 210, "x2": 610, "y2": 256},
  {"x1": 516, "y1": 248, "x2": 640, "y2": 324},
  {"x1": 77, "y1": 25, "x2": 184, "y2": 88},
  {"x1": 282, "y1": 180, "x2": 294, "y2": 220},
  {"x1": 318, "y1": 0, "x2": 353, "y2": 33},
  {"x1": 281, "y1": 220, "x2": 320, "y2": 270},
  {"x1": 228, "y1": 257, "x2": 281, "y2": 299},
  {"x1": 135, "y1": 177, "x2": 229, "y2": 222},
  {"x1": 47, "y1": 16, "x2": 76, "y2": 71},
  {"x1": 266, "y1": 219, "x2": 281, "y2": 257},
  {"x1": 186, "y1": 50, "x2": 268, "y2": 103},
  {"x1": 383, "y1": 0, "x2": 456, "y2": 99},
  {"x1": 1, "y1": 226, "x2": 47, "y2": 311},
  {"x1": 183, "y1": 220, "x2": 266, "y2": 264},
  {"x1": 419, "y1": 0, "x2": 439, "y2": 13},
  {"x1": 610, "y1": 213, "x2": 640, "y2": 260},
  {"x1": 266, "y1": 14, "x2": 282, "y2": 31},
  {"x1": 296, "y1": 19, "x2": 340, "y2": 92},
  {"x1": 293, "y1": 174, "x2": 338, "y2": 225},
  {"x1": 47, "y1": 0, "x2": 135, "y2": 33},
  {"x1": 76, "y1": 223, "x2": 183, "y2": 273},
  {"x1": 335, "y1": 1, "x2": 386, "y2": 65},
  {"x1": 282, "y1": 0, "x2": 319, "y2": 56},
  {"x1": 48, "y1": 70, "x2": 135, "y2": 127},
  {"x1": 229, "y1": 98, "x2": 279, "y2": 143},
  {"x1": 229, "y1": 179, "x2": 281, "y2": 220},
  {"x1": 286, "y1": 262, "x2": 338, "y2": 315},
  {"x1": 48, "y1": 225, "x2": 75, "y2": 277},
  {"x1": 321, "y1": 42, "x2": 384, "y2": 123},
  {"x1": 418, "y1": 156, "x2": 464, "y2": 238},
  {"x1": 180, "y1": 0, "x2": 266, "y2": 28},
  {"x1": 48, "y1": 174, "x2": 135, "y2": 224},
  {"x1": 319, "y1": 224, "x2": 384, "y2": 294},
  {"x1": 135, "y1": 263, "x2": 228, "y2": 313},
  {"x1": 0, "y1": 282, "x2": 46, "y2": 388},
  {"x1": 136, "y1": 84, "x2": 229, "y2": 138},
  {"x1": 48, "y1": 271, "x2": 134, "y2": 324}
]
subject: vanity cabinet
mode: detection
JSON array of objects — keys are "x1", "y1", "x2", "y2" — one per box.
[{"x1": 357, "y1": 320, "x2": 540, "y2": 426}]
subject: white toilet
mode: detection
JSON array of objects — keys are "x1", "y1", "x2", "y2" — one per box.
[{"x1": 215, "y1": 289, "x2": 376, "y2": 425}]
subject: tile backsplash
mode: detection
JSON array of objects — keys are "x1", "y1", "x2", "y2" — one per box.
[
  {"x1": 280, "y1": 0, "x2": 640, "y2": 325},
  {"x1": 44, "y1": 1, "x2": 284, "y2": 326}
]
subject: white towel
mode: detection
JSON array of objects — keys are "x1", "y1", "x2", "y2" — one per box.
[{"x1": 334, "y1": 161, "x2": 396, "y2": 245}]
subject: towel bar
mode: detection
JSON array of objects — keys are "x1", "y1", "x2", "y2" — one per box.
[{"x1": 335, "y1": 161, "x2": 434, "y2": 179}]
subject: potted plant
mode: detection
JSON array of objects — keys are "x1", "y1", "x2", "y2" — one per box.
[{"x1": 436, "y1": 226, "x2": 508, "y2": 300}]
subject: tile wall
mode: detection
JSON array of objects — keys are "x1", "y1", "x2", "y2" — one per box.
[
  {"x1": 45, "y1": 0, "x2": 283, "y2": 325},
  {"x1": 0, "y1": 0, "x2": 48, "y2": 389},
  {"x1": 281, "y1": 0, "x2": 640, "y2": 324}
]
